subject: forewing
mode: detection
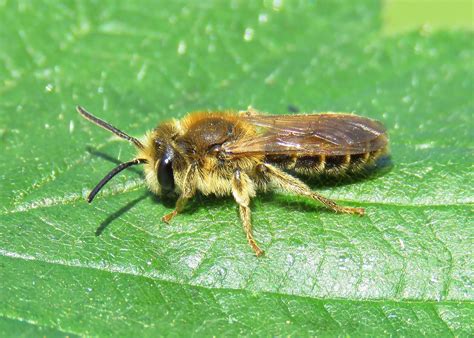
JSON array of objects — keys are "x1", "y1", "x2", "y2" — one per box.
[{"x1": 224, "y1": 113, "x2": 387, "y2": 157}]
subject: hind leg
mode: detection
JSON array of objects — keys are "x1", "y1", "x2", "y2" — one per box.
[{"x1": 259, "y1": 164, "x2": 364, "y2": 215}]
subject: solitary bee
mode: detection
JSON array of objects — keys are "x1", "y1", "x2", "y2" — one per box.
[{"x1": 77, "y1": 106, "x2": 388, "y2": 256}]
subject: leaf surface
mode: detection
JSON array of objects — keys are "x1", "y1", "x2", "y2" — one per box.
[{"x1": 1, "y1": 0, "x2": 473, "y2": 336}]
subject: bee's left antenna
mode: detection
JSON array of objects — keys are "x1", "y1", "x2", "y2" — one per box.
[
  {"x1": 76, "y1": 106, "x2": 144, "y2": 150},
  {"x1": 87, "y1": 158, "x2": 147, "y2": 203}
]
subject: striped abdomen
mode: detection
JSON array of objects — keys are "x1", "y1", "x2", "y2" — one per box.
[{"x1": 264, "y1": 147, "x2": 387, "y2": 176}]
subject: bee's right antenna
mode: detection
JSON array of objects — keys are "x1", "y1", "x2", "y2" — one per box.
[{"x1": 76, "y1": 106, "x2": 144, "y2": 150}]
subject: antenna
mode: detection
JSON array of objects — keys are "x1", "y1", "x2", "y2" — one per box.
[
  {"x1": 87, "y1": 158, "x2": 147, "y2": 202},
  {"x1": 76, "y1": 106, "x2": 144, "y2": 149}
]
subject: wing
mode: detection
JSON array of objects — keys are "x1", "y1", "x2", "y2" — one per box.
[{"x1": 223, "y1": 112, "x2": 388, "y2": 157}]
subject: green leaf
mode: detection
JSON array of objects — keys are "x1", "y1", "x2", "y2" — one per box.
[{"x1": 1, "y1": 0, "x2": 472, "y2": 336}]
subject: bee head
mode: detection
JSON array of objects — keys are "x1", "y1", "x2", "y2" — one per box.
[{"x1": 141, "y1": 120, "x2": 185, "y2": 197}]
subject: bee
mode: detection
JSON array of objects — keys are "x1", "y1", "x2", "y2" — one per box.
[{"x1": 77, "y1": 106, "x2": 388, "y2": 256}]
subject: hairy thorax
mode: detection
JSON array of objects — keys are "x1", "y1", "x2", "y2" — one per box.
[{"x1": 180, "y1": 113, "x2": 260, "y2": 196}]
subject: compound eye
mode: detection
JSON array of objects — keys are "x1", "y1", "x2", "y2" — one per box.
[{"x1": 157, "y1": 145, "x2": 175, "y2": 194}]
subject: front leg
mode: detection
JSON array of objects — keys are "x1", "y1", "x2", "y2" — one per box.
[
  {"x1": 259, "y1": 164, "x2": 364, "y2": 215},
  {"x1": 162, "y1": 165, "x2": 197, "y2": 223},
  {"x1": 232, "y1": 170, "x2": 264, "y2": 257}
]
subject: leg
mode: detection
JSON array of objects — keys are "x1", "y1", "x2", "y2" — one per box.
[
  {"x1": 161, "y1": 165, "x2": 196, "y2": 223},
  {"x1": 260, "y1": 164, "x2": 364, "y2": 215},
  {"x1": 161, "y1": 195, "x2": 190, "y2": 223},
  {"x1": 232, "y1": 170, "x2": 264, "y2": 257}
]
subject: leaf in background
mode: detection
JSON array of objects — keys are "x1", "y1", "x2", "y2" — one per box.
[{"x1": 0, "y1": 0, "x2": 473, "y2": 336}]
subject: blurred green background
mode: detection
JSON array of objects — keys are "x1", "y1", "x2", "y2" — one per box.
[{"x1": 0, "y1": 0, "x2": 473, "y2": 336}]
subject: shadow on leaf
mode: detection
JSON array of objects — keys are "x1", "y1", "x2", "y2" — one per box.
[
  {"x1": 95, "y1": 193, "x2": 150, "y2": 236},
  {"x1": 86, "y1": 146, "x2": 143, "y2": 176}
]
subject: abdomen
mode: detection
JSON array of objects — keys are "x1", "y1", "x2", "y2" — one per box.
[{"x1": 264, "y1": 147, "x2": 388, "y2": 176}]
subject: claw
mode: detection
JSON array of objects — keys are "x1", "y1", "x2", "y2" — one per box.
[
  {"x1": 339, "y1": 206, "x2": 365, "y2": 216},
  {"x1": 254, "y1": 248, "x2": 265, "y2": 257},
  {"x1": 161, "y1": 210, "x2": 177, "y2": 224}
]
